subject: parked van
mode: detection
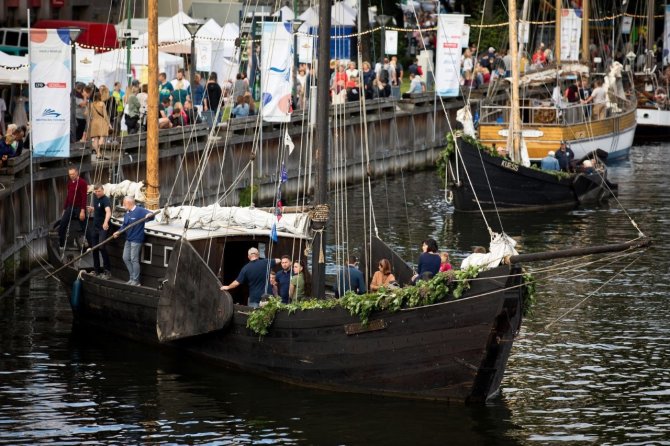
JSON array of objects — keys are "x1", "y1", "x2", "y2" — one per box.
[{"x1": 0, "y1": 28, "x2": 29, "y2": 56}]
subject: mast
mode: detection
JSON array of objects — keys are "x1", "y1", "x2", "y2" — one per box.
[
  {"x1": 581, "y1": 0, "x2": 589, "y2": 64},
  {"x1": 646, "y1": 0, "x2": 655, "y2": 70},
  {"x1": 555, "y1": 0, "x2": 561, "y2": 64},
  {"x1": 509, "y1": 0, "x2": 521, "y2": 161},
  {"x1": 310, "y1": 0, "x2": 332, "y2": 299},
  {"x1": 146, "y1": 0, "x2": 160, "y2": 210}
]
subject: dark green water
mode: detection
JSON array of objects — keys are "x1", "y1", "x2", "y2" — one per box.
[{"x1": 1, "y1": 144, "x2": 668, "y2": 445}]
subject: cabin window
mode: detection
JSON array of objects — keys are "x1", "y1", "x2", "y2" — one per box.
[
  {"x1": 141, "y1": 243, "x2": 153, "y2": 264},
  {"x1": 258, "y1": 242, "x2": 266, "y2": 257},
  {"x1": 5, "y1": 31, "x2": 18, "y2": 46},
  {"x1": 164, "y1": 247, "x2": 173, "y2": 267}
]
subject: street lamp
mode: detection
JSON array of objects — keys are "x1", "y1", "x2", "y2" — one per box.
[
  {"x1": 376, "y1": 14, "x2": 391, "y2": 65},
  {"x1": 292, "y1": 20, "x2": 304, "y2": 108},
  {"x1": 184, "y1": 20, "x2": 206, "y2": 99},
  {"x1": 67, "y1": 27, "x2": 82, "y2": 143}
]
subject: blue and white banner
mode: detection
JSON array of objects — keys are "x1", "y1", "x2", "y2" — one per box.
[
  {"x1": 195, "y1": 40, "x2": 212, "y2": 72},
  {"x1": 436, "y1": 14, "x2": 464, "y2": 97},
  {"x1": 664, "y1": 5, "x2": 670, "y2": 66},
  {"x1": 75, "y1": 46, "x2": 95, "y2": 84},
  {"x1": 261, "y1": 22, "x2": 293, "y2": 123},
  {"x1": 30, "y1": 29, "x2": 71, "y2": 158}
]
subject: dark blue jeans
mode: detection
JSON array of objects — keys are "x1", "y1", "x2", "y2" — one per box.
[
  {"x1": 87, "y1": 226, "x2": 110, "y2": 273},
  {"x1": 58, "y1": 207, "x2": 86, "y2": 247}
]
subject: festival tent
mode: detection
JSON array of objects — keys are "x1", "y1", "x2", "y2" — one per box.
[
  {"x1": 134, "y1": 11, "x2": 223, "y2": 54},
  {"x1": 0, "y1": 51, "x2": 28, "y2": 84},
  {"x1": 91, "y1": 48, "x2": 184, "y2": 88},
  {"x1": 331, "y1": 2, "x2": 357, "y2": 26},
  {"x1": 272, "y1": 6, "x2": 295, "y2": 21}
]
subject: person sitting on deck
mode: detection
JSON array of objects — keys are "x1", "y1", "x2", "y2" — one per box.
[
  {"x1": 369, "y1": 258, "x2": 397, "y2": 292},
  {"x1": 439, "y1": 252, "x2": 453, "y2": 272},
  {"x1": 220, "y1": 247, "x2": 281, "y2": 308},
  {"x1": 412, "y1": 238, "x2": 442, "y2": 283},
  {"x1": 541, "y1": 150, "x2": 560, "y2": 171},
  {"x1": 336, "y1": 255, "x2": 366, "y2": 297}
]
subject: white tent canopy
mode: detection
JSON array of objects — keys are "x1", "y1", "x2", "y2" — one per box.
[
  {"x1": 272, "y1": 6, "x2": 295, "y2": 21},
  {"x1": 298, "y1": 3, "x2": 357, "y2": 28},
  {"x1": 0, "y1": 51, "x2": 28, "y2": 84},
  {"x1": 135, "y1": 12, "x2": 226, "y2": 54},
  {"x1": 92, "y1": 48, "x2": 184, "y2": 89}
]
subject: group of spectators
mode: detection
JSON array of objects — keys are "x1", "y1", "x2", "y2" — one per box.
[{"x1": 0, "y1": 122, "x2": 29, "y2": 168}]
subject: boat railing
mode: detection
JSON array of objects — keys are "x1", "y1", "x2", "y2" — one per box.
[{"x1": 479, "y1": 97, "x2": 633, "y2": 127}]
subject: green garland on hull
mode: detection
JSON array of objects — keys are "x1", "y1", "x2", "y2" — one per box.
[{"x1": 247, "y1": 267, "x2": 536, "y2": 336}]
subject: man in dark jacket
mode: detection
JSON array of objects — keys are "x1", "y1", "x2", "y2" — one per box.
[
  {"x1": 336, "y1": 255, "x2": 366, "y2": 297},
  {"x1": 555, "y1": 141, "x2": 575, "y2": 172}
]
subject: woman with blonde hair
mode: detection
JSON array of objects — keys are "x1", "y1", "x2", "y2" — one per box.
[
  {"x1": 370, "y1": 258, "x2": 396, "y2": 291},
  {"x1": 88, "y1": 91, "x2": 111, "y2": 160}
]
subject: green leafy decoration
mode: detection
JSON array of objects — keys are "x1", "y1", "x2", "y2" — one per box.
[{"x1": 521, "y1": 270, "x2": 537, "y2": 317}]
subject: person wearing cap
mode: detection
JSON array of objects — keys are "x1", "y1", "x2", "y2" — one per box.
[
  {"x1": 220, "y1": 247, "x2": 281, "y2": 307},
  {"x1": 555, "y1": 141, "x2": 575, "y2": 172},
  {"x1": 541, "y1": 150, "x2": 560, "y2": 171},
  {"x1": 335, "y1": 255, "x2": 366, "y2": 297}
]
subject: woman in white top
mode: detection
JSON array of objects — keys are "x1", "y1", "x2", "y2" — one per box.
[
  {"x1": 345, "y1": 61, "x2": 359, "y2": 80},
  {"x1": 582, "y1": 79, "x2": 607, "y2": 120}
]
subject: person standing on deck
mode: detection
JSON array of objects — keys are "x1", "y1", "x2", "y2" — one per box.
[
  {"x1": 113, "y1": 197, "x2": 154, "y2": 286},
  {"x1": 541, "y1": 150, "x2": 560, "y2": 171},
  {"x1": 58, "y1": 166, "x2": 88, "y2": 249},
  {"x1": 220, "y1": 247, "x2": 281, "y2": 308},
  {"x1": 275, "y1": 255, "x2": 292, "y2": 304},
  {"x1": 86, "y1": 184, "x2": 112, "y2": 279},
  {"x1": 555, "y1": 142, "x2": 575, "y2": 172}
]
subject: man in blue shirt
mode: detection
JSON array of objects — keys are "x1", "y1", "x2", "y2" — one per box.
[
  {"x1": 555, "y1": 141, "x2": 575, "y2": 172},
  {"x1": 113, "y1": 196, "x2": 154, "y2": 286},
  {"x1": 275, "y1": 255, "x2": 292, "y2": 304},
  {"x1": 336, "y1": 255, "x2": 366, "y2": 297},
  {"x1": 220, "y1": 247, "x2": 281, "y2": 308},
  {"x1": 540, "y1": 150, "x2": 560, "y2": 171}
]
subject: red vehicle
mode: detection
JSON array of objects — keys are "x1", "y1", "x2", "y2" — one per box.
[{"x1": 33, "y1": 20, "x2": 118, "y2": 52}]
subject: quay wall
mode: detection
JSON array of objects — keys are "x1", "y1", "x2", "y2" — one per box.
[{"x1": 0, "y1": 93, "x2": 462, "y2": 285}]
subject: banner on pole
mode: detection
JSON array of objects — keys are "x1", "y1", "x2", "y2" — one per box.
[
  {"x1": 195, "y1": 40, "x2": 212, "y2": 72},
  {"x1": 460, "y1": 24, "x2": 470, "y2": 48},
  {"x1": 560, "y1": 8, "x2": 582, "y2": 62},
  {"x1": 297, "y1": 34, "x2": 314, "y2": 64},
  {"x1": 664, "y1": 5, "x2": 670, "y2": 65},
  {"x1": 385, "y1": 30, "x2": 398, "y2": 55},
  {"x1": 75, "y1": 47, "x2": 94, "y2": 84},
  {"x1": 261, "y1": 22, "x2": 293, "y2": 123},
  {"x1": 30, "y1": 29, "x2": 71, "y2": 158},
  {"x1": 436, "y1": 14, "x2": 464, "y2": 97}
]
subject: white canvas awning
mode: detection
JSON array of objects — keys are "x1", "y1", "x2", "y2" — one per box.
[
  {"x1": 273, "y1": 6, "x2": 295, "y2": 21},
  {"x1": 135, "y1": 12, "x2": 225, "y2": 54},
  {"x1": 92, "y1": 48, "x2": 184, "y2": 88}
]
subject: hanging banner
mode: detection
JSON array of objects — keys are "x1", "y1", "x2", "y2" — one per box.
[
  {"x1": 622, "y1": 16, "x2": 633, "y2": 35},
  {"x1": 297, "y1": 34, "x2": 314, "y2": 64},
  {"x1": 519, "y1": 21, "x2": 530, "y2": 44},
  {"x1": 560, "y1": 8, "x2": 582, "y2": 62},
  {"x1": 460, "y1": 24, "x2": 470, "y2": 48},
  {"x1": 261, "y1": 22, "x2": 293, "y2": 123},
  {"x1": 385, "y1": 30, "x2": 398, "y2": 55},
  {"x1": 435, "y1": 14, "x2": 464, "y2": 97},
  {"x1": 30, "y1": 29, "x2": 71, "y2": 158},
  {"x1": 195, "y1": 40, "x2": 212, "y2": 72},
  {"x1": 664, "y1": 5, "x2": 670, "y2": 65},
  {"x1": 75, "y1": 46, "x2": 94, "y2": 84}
]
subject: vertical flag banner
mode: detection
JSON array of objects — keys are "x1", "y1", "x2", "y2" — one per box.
[
  {"x1": 560, "y1": 9, "x2": 582, "y2": 62},
  {"x1": 460, "y1": 24, "x2": 470, "y2": 48},
  {"x1": 30, "y1": 29, "x2": 71, "y2": 158},
  {"x1": 664, "y1": 5, "x2": 670, "y2": 66},
  {"x1": 75, "y1": 47, "x2": 95, "y2": 84},
  {"x1": 195, "y1": 40, "x2": 212, "y2": 72},
  {"x1": 261, "y1": 22, "x2": 293, "y2": 123},
  {"x1": 297, "y1": 34, "x2": 314, "y2": 64},
  {"x1": 385, "y1": 30, "x2": 398, "y2": 55},
  {"x1": 436, "y1": 14, "x2": 464, "y2": 97}
]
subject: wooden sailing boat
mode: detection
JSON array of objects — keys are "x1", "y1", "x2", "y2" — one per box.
[
  {"x1": 446, "y1": 0, "x2": 619, "y2": 212},
  {"x1": 634, "y1": 0, "x2": 670, "y2": 138},
  {"x1": 45, "y1": 0, "x2": 649, "y2": 403},
  {"x1": 478, "y1": 0, "x2": 637, "y2": 161}
]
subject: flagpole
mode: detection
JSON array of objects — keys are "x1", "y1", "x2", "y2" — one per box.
[{"x1": 27, "y1": 8, "x2": 34, "y2": 231}]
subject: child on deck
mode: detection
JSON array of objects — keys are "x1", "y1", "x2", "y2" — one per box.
[{"x1": 439, "y1": 252, "x2": 452, "y2": 272}]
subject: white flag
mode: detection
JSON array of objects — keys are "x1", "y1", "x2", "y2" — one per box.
[{"x1": 284, "y1": 129, "x2": 295, "y2": 155}]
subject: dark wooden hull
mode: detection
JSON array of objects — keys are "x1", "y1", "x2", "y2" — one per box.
[
  {"x1": 47, "y1": 231, "x2": 524, "y2": 403},
  {"x1": 448, "y1": 138, "x2": 616, "y2": 212}
]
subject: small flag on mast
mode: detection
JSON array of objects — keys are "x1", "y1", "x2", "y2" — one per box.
[{"x1": 284, "y1": 129, "x2": 295, "y2": 155}]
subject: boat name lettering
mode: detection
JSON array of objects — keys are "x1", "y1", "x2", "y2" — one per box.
[
  {"x1": 501, "y1": 160, "x2": 519, "y2": 171},
  {"x1": 344, "y1": 319, "x2": 387, "y2": 335}
]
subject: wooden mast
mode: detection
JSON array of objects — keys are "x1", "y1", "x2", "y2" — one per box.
[
  {"x1": 646, "y1": 0, "x2": 655, "y2": 70},
  {"x1": 509, "y1": 0, "x2": 521, "y2": 161},
  {"x1": 310, "y1": 0, "x2": 332, "y2": 299},
  {"x1": 146, "y1": 0, "x2": 160, "y2": 210},
  {"x1": 555, "y1": 0, "x2": 561, "y2": 64},
  {"x1": 581, "y1": 0, "x2": 589, "y2": 63}
]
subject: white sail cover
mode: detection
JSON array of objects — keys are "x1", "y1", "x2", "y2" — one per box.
[
  {"x1": 88, "y1": 181, "x2": 146, "y2": 202},
  {"x1": 460, "y1": 233, "x2": 519, "y2": 270},
  {"x1": 456, "y1": 106, "x2": 475, "y2": 137},
  {"x1": 155, "y1": 204, "x2": 311, "y2": 237}
]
